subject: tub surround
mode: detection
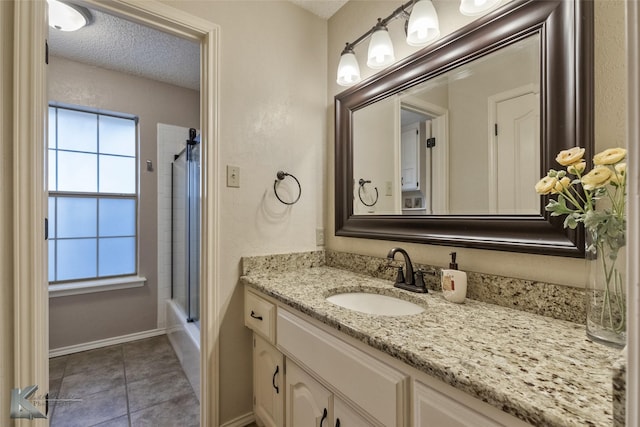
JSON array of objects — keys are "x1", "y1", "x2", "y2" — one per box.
[{"x1": 241, "y1": 250, "x2": 621, "y2": 427}]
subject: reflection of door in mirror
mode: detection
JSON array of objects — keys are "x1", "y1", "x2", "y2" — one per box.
[
  {"x1": 488, "y1": 85, "x2": 540, "y2": 214},
  {"x1": 400, "y1": 100, "x2": 449, "y2": 215}
]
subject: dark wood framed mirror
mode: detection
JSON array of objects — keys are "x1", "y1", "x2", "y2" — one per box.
[{"x1": 335, "y1": 0, "x2": 593, "y2": 257}]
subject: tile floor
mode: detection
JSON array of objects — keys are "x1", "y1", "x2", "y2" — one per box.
[{"x1": 49, "y1": 335, "x2": 200, "y2": 427}]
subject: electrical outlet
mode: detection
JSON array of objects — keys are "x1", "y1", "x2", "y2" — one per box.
[
  {"x1": 316, "y1": 228, "x2": 325, "y2": 246},
  {"x1": 227, "y1": 165, "x2": 240, "y2": 188},
  {"x1": 385, "y1": 181, "x2": 392, "y2": 196}
]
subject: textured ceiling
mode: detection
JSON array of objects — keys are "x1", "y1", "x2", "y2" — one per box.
[
  {"x1": 290, "y1": 0, "x2": 348, "y2": 19},
  {"x1": 48, "y1": 2, "x2": 344, "y2": 91},
  {"x1": 48, "y1": 8, "x2": 200, "y2": 90}
]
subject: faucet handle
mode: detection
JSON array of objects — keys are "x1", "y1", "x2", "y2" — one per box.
[
  {"x1": 393, "y1": 266, "x2": 405, "y2": 284},
  {"x1": 414, "y1": 269, "x2": 428, "y2": 293}
]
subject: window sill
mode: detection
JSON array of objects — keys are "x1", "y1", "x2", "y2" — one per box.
[{"x1": 49, "y1": 276, "x2": 146, "y2": 298}]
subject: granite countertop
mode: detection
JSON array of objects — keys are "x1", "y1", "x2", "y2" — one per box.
[{"x1": 241, "y1": 265, "x2": 620, "y2": 427}]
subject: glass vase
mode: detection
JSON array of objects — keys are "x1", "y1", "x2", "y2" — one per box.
[{"x1": 585, "y1": 229, "x2": 626, "y2": 348}]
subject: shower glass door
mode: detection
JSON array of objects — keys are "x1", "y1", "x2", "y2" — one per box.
[{"x1": 172, "y1": 132, "x2": 200, "y2": 325}]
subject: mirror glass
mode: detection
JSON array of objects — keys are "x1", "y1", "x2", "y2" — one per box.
[{"x1": 353, "y1": 34, "x2": 540, "y2": 216}]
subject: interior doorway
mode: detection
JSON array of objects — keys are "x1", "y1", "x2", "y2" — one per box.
[{"x1": 11, "y1": 1, "x2": 220, "y2": 425}]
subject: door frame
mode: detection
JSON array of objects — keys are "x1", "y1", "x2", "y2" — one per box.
[{"x1": 13, "y1": 1, "x2": 221, "y2": 425}]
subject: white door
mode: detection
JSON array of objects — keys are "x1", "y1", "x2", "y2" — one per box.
[
  {"x1": 490, "y1": 89, "x2": 540, "y2": 214},
  {"x1": 286, "y1": 361, "x2": 333, "y2": 427},
  {"x1": 254, "y1": 334, "x2": 284, "y2": 427}
]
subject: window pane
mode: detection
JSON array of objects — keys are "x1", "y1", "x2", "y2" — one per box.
[
  {"x1": 99, "y1": 198, "x2": 135, "y2": 237},
  {"x1": 48, "y1": 107, "x2": 56, "y2": 149},
  {"x1": 57, "y1": 238, "x2": 97, "y2": 281},
  {"x1": 57, "y1": 197, "x2": 97, "y2": 238},
  {"x1": 58, "y1": 151, "x2": 97, "y2": 192},
  {"x1": 99, "y1": 116, "x2": 135, "y2": 156},
  {"x1": 48, "y1": 149, "x2": 57, "y2": 191},
  {"x1": 48, "y1": 240, "x2": 56, "y2": 282},
  {"x1": 57, "y1": 108, "x2": 97, "y2": 152},
  {"x1": 99, "y1": 237, "x2": 135, "y2": 276},
  {"x1": 99, "y1": 155, "x2": 135, "y2": 194},
  {"x1": 48, "y1": 197, "x2": 56, "y2": 239}
]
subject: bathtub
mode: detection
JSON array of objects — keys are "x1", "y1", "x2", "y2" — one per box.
[{"x1": 166, "y1": 299, "x2": 200, "y2": 402}]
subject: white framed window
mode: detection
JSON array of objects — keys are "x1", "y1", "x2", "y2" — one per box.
[{"x1": 48, "y1": 105, "x2": 138, "y2": 283}]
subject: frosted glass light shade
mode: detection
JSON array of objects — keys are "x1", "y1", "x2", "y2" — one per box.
[
  {"x1": 407, "y1": 0, "x2": 440, "y2": 46},
  {"x1": 459, "y1": 0, "x2": 501, "y2": 16},
  {"x1": 48, "y1": 0, "x2": 90, "y2": 31},
  {"x1": 337, "y1": 51, "x2": 361, "y2": 86},
  {"x1": 367, "y1": 27, "x2": 395, "y2": 69}
]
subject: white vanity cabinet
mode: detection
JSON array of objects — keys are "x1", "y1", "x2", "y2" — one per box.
[
  {"x1": 277, "y1": 308, "x2": 408, "y2": 427},
  {"x1": 253, "y1": 334, "x2": 284, "y2": 427},
  {"x1": 244, "y1": 286, "x2": 532, "y2": 427}
]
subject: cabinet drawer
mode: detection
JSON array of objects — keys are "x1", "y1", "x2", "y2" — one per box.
[
  {"x1": 245, "y1": 288, "x2": 276, "y2": 343},
  {"x1": 277, "y1": 309, "x2": 408, "y2": 427}
]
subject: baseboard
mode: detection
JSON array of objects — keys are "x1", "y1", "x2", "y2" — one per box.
[
  {"x1": 49, "y1": 328, "x2": 166, "y2": 358},
  {"x1": 220, "y1": 412, "x2": 255, "y2": 427}
]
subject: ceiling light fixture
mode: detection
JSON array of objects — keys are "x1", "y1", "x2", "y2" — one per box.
[
  {"x1": 459, "y1": 0, "x2": 501, "y2": 16},
  {"x1": 336, "y1": 0, "x2": 440, "y2": 87},
  {"x1": 48, "y1": 0, "x2": 93, "y2": 32}
]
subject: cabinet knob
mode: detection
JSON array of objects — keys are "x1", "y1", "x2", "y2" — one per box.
[
  {"x1": 250, "y1": 310, "x2": 263, "y2": 321},
  {"x1": 335, "y1": 419, "x2": 341, "y2": 427}
]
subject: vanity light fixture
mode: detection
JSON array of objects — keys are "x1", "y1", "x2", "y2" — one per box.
[
  {"x1": 48, "y1": 0, "x2": 93, "y2": 32},
  {"x1": 459, "y1": 0, "x2": 501, "y2": 16},
  {"x1": 336, "y1": 0, "x2": 440, "y2": 86}
]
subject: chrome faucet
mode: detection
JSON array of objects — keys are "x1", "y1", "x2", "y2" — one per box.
[{"x1": 386, "y1": 247, "x2": 428, "y2": 293}]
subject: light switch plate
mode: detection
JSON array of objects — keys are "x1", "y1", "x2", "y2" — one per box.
[
  {"x1": 227, "y1": 165, "x2": 240, "y2": 188},
  {"x1": 316, "y1": 228, "x2": 325, "y2": 246}
]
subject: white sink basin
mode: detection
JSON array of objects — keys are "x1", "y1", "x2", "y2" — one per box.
[{"x1": 326, "y1": 292, "x2": 425, "y2": 316}]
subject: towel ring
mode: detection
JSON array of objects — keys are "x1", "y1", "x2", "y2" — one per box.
[
  {"x1": 358, "y1": 178, "x2": 378, "y2": 207},
  {"x1": 274, "y1": 171, "x2": 301, "y2": 205}
]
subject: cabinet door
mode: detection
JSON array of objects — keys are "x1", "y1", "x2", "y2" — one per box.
[
  {"x1": 286, "y1": 360, "x2": 332, "y2": 427},
  {"x1": 401, "y1": 124, "x2": 420, "y2": 191},
  {"x1": 254, "y1": 334, "x2": 284, "y2": 427},
  {"x1": 334, "y1": 397, "x2": 373, "y2": 427},
  {"x1": 414, "y1": 381, "x2": 501, "y2": 427}
]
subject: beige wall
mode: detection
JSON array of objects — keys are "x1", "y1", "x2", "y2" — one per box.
[
  {"x1": 327, "y1": 1, "x2": 627, "y2": 288},
  {"x1": 0, "y1": 1, "x2": 14, "y2": 421},
  {"x1": 48, "y1": 57, "x2": 200, "y2": 349},
  {"x1": 161, "y1": 1, "x2": 327, "y2": 422}
]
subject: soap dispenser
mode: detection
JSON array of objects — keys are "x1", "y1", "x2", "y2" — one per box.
[{"x1": 441, "y1": 252, "x2": 467, "y2": 303}]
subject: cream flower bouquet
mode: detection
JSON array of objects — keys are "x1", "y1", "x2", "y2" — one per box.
[{"x1": 535, "y1": 147, "x2": 627, "y2": 347}]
